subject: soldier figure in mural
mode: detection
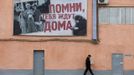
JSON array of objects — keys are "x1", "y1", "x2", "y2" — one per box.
[
  {"x1": 32, "y1": 3, "x2": 43, "y2": 31},
  {"x1": 84, "y1": 55, "x2": 94, "y2": 75},
  {"x1": 14, "y1": 9, "x2": 22, "y2": 35},
  {"x1": 23, "y1": 3, "x2": 37, "y2": 33},
  {"x1": 14, "y1": 3, "x2": 23, "y2": 35}
]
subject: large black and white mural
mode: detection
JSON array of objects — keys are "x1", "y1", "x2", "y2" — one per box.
[{"x1": 13, "y1": 0, "x2": 87, "y2": 36}]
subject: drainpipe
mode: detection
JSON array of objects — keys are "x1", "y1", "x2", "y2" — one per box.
[{"x1": 92, "y1": 0, "x2": 99, "y2": 43}]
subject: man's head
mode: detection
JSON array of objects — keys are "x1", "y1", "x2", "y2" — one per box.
[
  {"x1": 88, "y1": 55, "x2": 91, "y2": 57},
  {"x1": 74, "y1": 15, "x2": 83, "y2": 23},
  {"x1": 26, "y1": 3, "x2": 31, "y2": 9},
  {"x1": 32, "y1": 3, "x2": 37, "y2": 10}
]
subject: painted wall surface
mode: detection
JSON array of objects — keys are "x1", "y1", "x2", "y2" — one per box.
[{"x1": 0, "y1": 0, "x2": 134, "y2": 71}]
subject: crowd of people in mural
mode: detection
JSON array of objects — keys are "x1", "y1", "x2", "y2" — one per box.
[{"x1": 14, "y1": 0, "x2": 50, "y2": 35}]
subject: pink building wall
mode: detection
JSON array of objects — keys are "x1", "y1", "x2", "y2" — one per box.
[{"x1": 0, "y1": 0, "x2": 134, "y2": 71}]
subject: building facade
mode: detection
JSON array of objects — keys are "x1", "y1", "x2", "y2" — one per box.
[{"x1": 0, "y1": 0, "x2": 134, "y2": 75}]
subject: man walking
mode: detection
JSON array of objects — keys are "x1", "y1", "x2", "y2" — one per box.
[{"x1": 84, "y1": 55, "x2": 94, "y2": 75}]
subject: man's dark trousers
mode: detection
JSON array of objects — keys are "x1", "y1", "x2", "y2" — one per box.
[{"x1": 84, "y1": 67, "x2": 94, "y2": 75}]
